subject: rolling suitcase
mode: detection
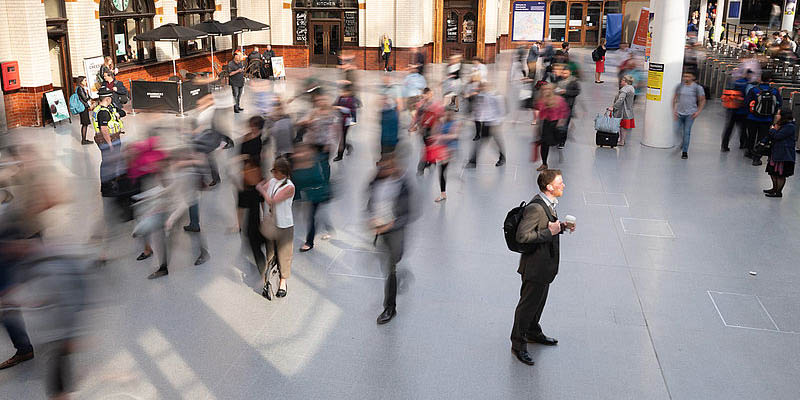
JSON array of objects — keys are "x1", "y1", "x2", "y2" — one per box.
[{"x1": 596, "y1": 131, "x2": 619, "y2": 147}]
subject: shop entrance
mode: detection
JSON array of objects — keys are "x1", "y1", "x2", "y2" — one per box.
[
  {"x1": 310, "y1": 21, "x2": 341, "y2": 66},
  {"x1": 443, "y1": 0, "x2": 478, "y2": 60},
  {"x1": 47, "y1": 29, "x2": 72, "y2": 101},
  {"x1": 547, "y1": 1, "x2": 617, "y2": 46}
]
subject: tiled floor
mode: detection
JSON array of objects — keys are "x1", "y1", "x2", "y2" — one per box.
[{"x1": 1, "y1": 48, "x2": 799, "y2": 399}]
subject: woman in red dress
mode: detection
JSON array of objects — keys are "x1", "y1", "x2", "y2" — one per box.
[{"x1": 594, "y1": 39, "x2": 607, "y2": 84}]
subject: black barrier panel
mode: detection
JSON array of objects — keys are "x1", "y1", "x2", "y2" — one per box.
[
  {"x1": 181, "y1": 82, "x2": 210, "y2": 111},
  {"x1": 132, "y1": 80, "x2": 180, "y2": 113}
]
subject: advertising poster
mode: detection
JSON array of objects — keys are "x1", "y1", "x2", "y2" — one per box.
[
  {"x1": 631, "y1": 8, "x2": 650, "y2": 52},
  {"x1": 271, "y1": 56, "x2": 286, "y2": 79},
  {"x1": 646, "y1": 63, "x2": 664, "y2": 102},
  {"x1": 786, "y1": 0, "x2": 797, "y2": 16},
  {"x1": 511, "y1": 1, "x2": 546, "y2": 42},
  {"x1": 83, "y1": 55, "x2": 105, "y2": 98},
  {"x1": 645, "y1": 11, "x2": 654, "y2": 63},
  {"x1": 115, "y1": 34, "x2": 126, "y2": 56},
  {"x1": 44, "y1": 90, "x2": 70, "y2": 123}
]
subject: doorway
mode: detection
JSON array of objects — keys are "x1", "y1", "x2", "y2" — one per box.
[
  {"x1": 47, "y1": 32, "x2": 72, "y2": 101},
  {"x1": 567, "y1": 2, "x2": 586, "y2": 43},
  {"x1": 443, "y1": 0, "x2": 478, "y2": 60},
  {"x1": 310, "y1": 22, "x2": 341, "y2": 66}
]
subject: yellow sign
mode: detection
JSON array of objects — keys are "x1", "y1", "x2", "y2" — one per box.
[{"x1": 646, "y1": 63, "x2": 664, "y2": 101}]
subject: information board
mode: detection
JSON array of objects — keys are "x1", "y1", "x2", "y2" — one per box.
[
  {"x1": 296, "y1": 11, "x2": 307, "y2": 43},
  {"x1": 511, "y1": 1, "x2": 546, "y2": 42},
  {"x1": 646, "y1": 63, "x2": 664, "y2": 102}
]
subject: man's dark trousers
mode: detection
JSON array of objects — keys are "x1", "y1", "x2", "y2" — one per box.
[
  {"x1": 722, "y1": 110, "x2": 746, "y2": 149},
  {"x1": 1, "y1": 307, "x2": 33, "y2": 355},
  {"x1": 510, "y1": 280, "x2": 549, "y2": 351},
  {"x1": 232, "y1": 85, "x2": 243, "y2": 111},
  {"x1": 380, "y1": 228, "x2": 404, "y2": 309}
]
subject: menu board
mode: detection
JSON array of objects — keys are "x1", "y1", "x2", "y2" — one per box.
[
  {"x1": 296, "y1": 11, "x2": 307, "y2": 42},
  {"x1": 313, "y1": 0, "x2": 337, "y2": 6},
  {"x1": 344, "y1": 11, "x2": 357, "y2": 41},
  {"x1": 446, "y1": 14, "x2": 458, "y2": 42}
]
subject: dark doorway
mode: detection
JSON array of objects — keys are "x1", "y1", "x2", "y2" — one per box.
[
  {"x1": 310, "y1": 22, "x2": 341, "y2": 66},
  {"x1": 443, "y1": 0, "x2": 478, "y2": 60}
]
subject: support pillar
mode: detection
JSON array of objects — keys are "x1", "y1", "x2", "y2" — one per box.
[
  {"x1": 697, "y1": 0, "x2": 708, "y2": 43},
  {"x1": 713, "y1": 0, "x2": 725, "y2": 43},
  {"x1": 642, "y1": 0, "x2": 689, "y2": 149},
  {"x1": 782, "y1": 0, "x2": 796, "y2": 32},
  {"x1": 477, "y1": 0, "x2": 486, "y2": 60}
]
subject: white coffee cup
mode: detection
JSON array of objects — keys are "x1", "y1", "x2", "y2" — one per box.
[{"x1": 564, "y1": 215, "x2": 576, "y2": 230}]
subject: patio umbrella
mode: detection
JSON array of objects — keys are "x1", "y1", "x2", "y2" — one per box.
[
  {"x1": 223, "y1": 17, "x2": 270, "y2": 54},
  {"x1": 134, "y1": 23, "x2": 209, "y2": 76},
  {"x1": 192, "y1": 20, "x2": 242, "y2": 78}
]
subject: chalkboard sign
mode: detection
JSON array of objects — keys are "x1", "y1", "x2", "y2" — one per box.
[
  {"x1": 296, "y1": 11, "x2": 307, "y2": 42},
  {"x1": 313, "y1": 0, "x2": 337, "y2": 6},
  {"x1": 446, "y1": 15, "x2": 458, "y2": 42},
  {"x1": 344, "y1": 11, "x2": 357, "y2": 41}
]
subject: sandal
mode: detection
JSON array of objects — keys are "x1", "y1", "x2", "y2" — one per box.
[
  {"x1": 136, "y1": 252, "x2": 152, "y2": 261},
  {"x1": 434, "y1": 195, "x2": 447, "y2": 203},
  {"x1": 299, "y1": 244, "x2": 313, "y2": 252}
]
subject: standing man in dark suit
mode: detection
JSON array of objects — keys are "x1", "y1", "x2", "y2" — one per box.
[
  {"x1": 510, "y1": 169, "x2": 574, "y2": 365},
  {"x1": 228, "y1": 51, "x2": 246, "y2": 113}
]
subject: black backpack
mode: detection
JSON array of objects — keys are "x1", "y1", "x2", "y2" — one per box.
[
  {"x1": 591, "y1": 48, "x2": 600, "y2": 62},
  {"x1": 753, "y1": 88, "x2": 779, "y2": 117},
  {"x1": 504, "y1": 199, "x2": 553, "y2": 254}
]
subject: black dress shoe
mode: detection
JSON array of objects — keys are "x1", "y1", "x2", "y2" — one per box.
[
  {"x1": 0, "y1": 351, "x2": 34, "y2": 370},
  {"x1": 147, "y1": 266, "x2": 168, "y2": 279},
  {"x1": 136, "y1": 252, "x2": 152, "y2": 261},
  {"x1": 511, "y1": 349, "x2": 535, "y2": 366},
  {"x1": 194, "y1": 249, "x2": 209, "y2": 265},
  {"x1": 752, "y1": 159, "x2": 763, "y2": 166},
  {"x1": 81, "y1": 139, "x2": 93, "y2": 145},
  {"x1": 276, "y1": 283, "x2": 287, "y2": 298},
  {"x1": 183, "y1": 225, "x2": 201, "y2": 232},
  {"x1": 763, "y1": 188, "x2": 776, "y2": 194},
  {"x1": 208, "y1": 180, "x2": 219, "y2": 187},
  {"x1": 377, "y1": 308, "x2": 396, "y2": 324},
  {"x1": 527, "y1": 334, "x2": 558, "y2": 346},
  {"x1": 721, "y1": 147, "x2": 731, "y2": 152},
  {"x1": 765, "y1": 192, "x2": 783, "y2": 198},
  {"x1": 496, "y1": 156, "x2": 506, "y2": 167},
  {"x1": 333, "y1": 156, "x2": 343, "y2": 162}
]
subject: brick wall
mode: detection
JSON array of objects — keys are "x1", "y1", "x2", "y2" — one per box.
[
  {"x1": 498, "y1": 34, "x2": 510, "y2": 51},
  {"x1": 485, "y1": 43, "x2": 497, "y2": 64},
  {"x1": 3, "y1": 84, "x2": 54, "y2": 128}
]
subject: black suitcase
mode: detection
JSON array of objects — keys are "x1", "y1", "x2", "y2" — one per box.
[{"x1": 596, "y1": 130, "x2": 619, "y2": 147}]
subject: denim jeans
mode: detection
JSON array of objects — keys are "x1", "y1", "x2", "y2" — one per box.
[
  {"x1": 231, "y1": 85, "x2": 243, "y2": 110},
  {"x1": 1, "y1": 307, "x2": 33, "y2": 354},
  {"x1": 676, "y1": 114, "x2": 695, "y2": 153}
]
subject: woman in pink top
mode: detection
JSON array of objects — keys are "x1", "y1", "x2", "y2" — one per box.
[{"x1": 533, "y1": 84, "x2": 569, "y2": 171}]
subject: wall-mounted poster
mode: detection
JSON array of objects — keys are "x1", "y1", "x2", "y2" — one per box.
[
  {"x1": 344, "y1": 11, "x2": 357, "y2": 42},
  {"x1": 786, "y1": 0, "x2": 796, "y2": 16},
  {"x1": 44, "y1": 90, "x2": 70, "y2": 123},
  {"x1": 83, "y1": 55, "x2": 105, "y2": 98},
  {"x1": 511, "y1": 1, "x2": 546, "y2": 42},
  {"x1": 296, "y1": 11, "x2": 307, "y2": 43},
  {"x1": 114, "y1": 34, "x2": 126, "y2": 56},
  {"x1": 631, "y1": 8, "x2": 649, "y2": 52}
]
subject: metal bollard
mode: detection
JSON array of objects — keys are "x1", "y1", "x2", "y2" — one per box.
[{"x1": 128, "y1": 78, "x2": 136, "y2": 116}]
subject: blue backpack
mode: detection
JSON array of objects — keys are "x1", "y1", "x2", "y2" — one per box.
[{"x1": 69, "y1": 90, "x2": 85, "y2": 115}]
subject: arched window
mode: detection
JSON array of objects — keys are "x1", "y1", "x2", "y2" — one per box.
[
  {"x1": 100, "y1": 0, "x2": 156, "y2": 66},
  {"x1": 462, "y1": 12, "x2": 476, "y2": 43},
  {"x1": 178, "y1": 0, "x2": 215, "y2": 56},
  {"x1": 548, "y1": 1, "x2": 567, "y2": 42}
]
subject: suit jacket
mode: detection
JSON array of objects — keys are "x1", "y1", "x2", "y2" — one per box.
[{"x1": 516, "y1": 194, "x2": 560, "y2": 284}]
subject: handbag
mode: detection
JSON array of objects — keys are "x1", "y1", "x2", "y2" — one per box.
[
  {"x1": 243, "y1": 163, "x2": 262, "y2": 186},
  {"x1": 594, "y1": 111, "x2": 622, "y2": 134},
  {"x1": 753, "y1": 137, "x2": 773, "y2": 157}
]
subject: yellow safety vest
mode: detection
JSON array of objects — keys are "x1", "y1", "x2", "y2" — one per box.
[{"x1": 91, "y1": 105, "x2": 123, "y2": 135}]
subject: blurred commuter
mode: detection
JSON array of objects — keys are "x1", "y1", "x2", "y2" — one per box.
[
  {"x1": 553, "y1": 64, "x2": 580, "y2": 149},
  {"x1": 334, "y1": 86, "x2": 360, "y2": 161},
  {"x1": 293, "y1": 144, "x2": 333, "y2": 252},
  {"x1": 466, "y1": 82, "x2": 506, "y2": 168},
  {"x1": 255, "y1": 158, "x2": 295, "y2": 298},
  {"x1": 721, "y1": 69, "x2": 753, "y2": 152},
  {"x1": 236, "y1": 117, "x2": 266, "y2": 270},
  {"x1": 534, "y1": 84, "x2": 569, "y2": 171},
  {"x1": 299, "y1": 92, "x2": 339, "y2": 181},
  {"x1": 745, "y1": 71, "x2": 781, "y2": 166},
  {"x1": 672, "y1": 71, "x2": 705, "y2": 159},
  {"x1": 380, "y1": 93, "x2": 400, "y2": 154},
  {"x1": 265, "y1": 100, "x2": 295, "y2": 160},
  {"x1": 410, "y1": 87, "x2": 444, "y2": 175},
  {"x1": 433, "y1": 110, "x2": 460, "y2": 203}
]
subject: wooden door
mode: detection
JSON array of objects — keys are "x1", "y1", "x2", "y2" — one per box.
[
  {"x1": 443, "y1": 8, "x2": 477, "y2": 60},
  {"x1": 585, "y1": 2, "x2": 602, "y2": 45},
  {"x1": 567, "y1": 2, "x2": 586, "y2": 44},
  {"x1": 310, "y1": 22, "x2": 341, "y2": 66}
]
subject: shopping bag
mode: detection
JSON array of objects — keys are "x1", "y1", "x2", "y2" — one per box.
[{"x1": 594, "y1": 112, "x2": 622, "y2": 134}]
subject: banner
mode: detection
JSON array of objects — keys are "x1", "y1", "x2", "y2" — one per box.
[
  {"x1": 646, "y1": 63, "x2": 664, "y2": 102},
  {"x1": 631, "y1": 8, "x2": 650, "y2": 52},
  {"x1": 786, "y1": 0, "x2": 797, "y2": 16},
  {"x1": 645, "y1": 11, "x2": 654, "y2": 63},
  {"x1": 605, "y1": 14, "x2": 623, "y2": 49},
  {"x1": 181, "y1": 81, "x2": 210, "y2": 111},
  {"x1": 44, "y1": 90, "x2": 70, "y2": 123},
  {"x1": 511, "y1": 1, "x2": 546, "y2": 42},
  {"x1": 83, "y1": 56, "x2": 105, "y2": 98},
  {"x1": 271, "y1": 56, "x2": 286, "y2": 78},
  {"x1": 131, "y1": 80, "x2": 180, "y2": 112}
]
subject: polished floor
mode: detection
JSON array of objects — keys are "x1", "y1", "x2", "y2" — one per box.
[{"x1": 1, "y1": 49, "x2": 799, "y2": 399}]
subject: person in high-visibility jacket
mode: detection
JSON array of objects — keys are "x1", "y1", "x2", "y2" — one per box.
[{"x1": 92, "y1": 88, "x2": 125, "y2": 191}]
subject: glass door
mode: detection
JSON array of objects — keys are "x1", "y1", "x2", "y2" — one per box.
[
  {"x1": 311, "y1": 23, "x2": 326, "y2": 64},
  {"x1": 585, "y1": 2, "x2": 602, "y2": 45},
  {"x1": 567, "y1": 2, "x2": 586, "y2": 44},
  {"x1": 310, "y1": 22, "x2": 341, "y2": 66}
]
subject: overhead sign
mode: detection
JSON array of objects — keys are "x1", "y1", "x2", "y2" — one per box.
[
  {"x1": 646, "y1": 63, "x2": 664, "y2": 102},
  {"x1": 631, "y1": 8, "x2": 649, "y2": 52},
  {"x1": 511, "y1": 1, "x2": 546, "y2": 42}
]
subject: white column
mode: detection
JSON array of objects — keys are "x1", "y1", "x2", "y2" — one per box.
[
  {"x1": 642, "y1": 0, "x2": 689, "y2": 149},
  {"x1": 713, "y1": 0, "x2": 725, "y2": 43},
  {"x1": 697, "y1": 0, "x2": 708, "y2": 42},
  {"x1": 782, "y1": 0, "x2": 796, "y2": 32}
]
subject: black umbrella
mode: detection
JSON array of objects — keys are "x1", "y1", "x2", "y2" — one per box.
[
  {"x1": 192, "y1": 20, "x2": 242, "y2": 77},
  {"x1": 134, "y1": 23, "x2": 209, "y2": 76},
  {"x1": 223, "y1": 17, "x2": 270, "y2": 54}
]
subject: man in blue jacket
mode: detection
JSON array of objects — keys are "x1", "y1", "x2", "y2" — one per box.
[
  {"x1": 744, "y1": 71, "x2": 782, "y2": 166},
  {"x1": 721, "y1": 70, "x2": 754, "y2": 152}
]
